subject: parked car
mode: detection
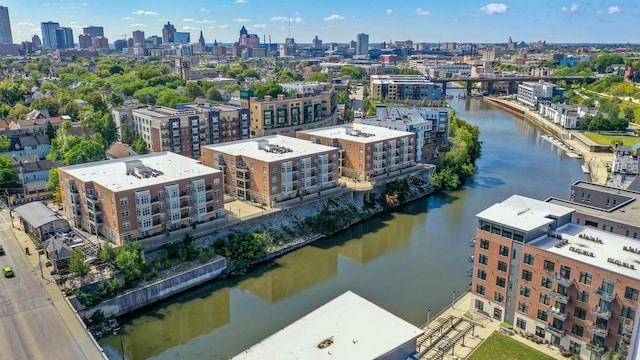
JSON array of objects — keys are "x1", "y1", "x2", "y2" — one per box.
[
  {"x1": 0, "y1": 245, "x2": 4, "y2": 255},
  {"x1": 3, "y1": 266, "x2": 13, "y2": 277}
]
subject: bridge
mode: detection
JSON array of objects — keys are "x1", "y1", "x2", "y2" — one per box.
[{"x1": 431, "y1": 76, "x2": 597, "y2": 96}]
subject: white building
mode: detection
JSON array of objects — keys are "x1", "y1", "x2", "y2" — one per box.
[
  {"x1": 280, "y1": 82, "x2": 326, "y2": 94},
  {"x1": 538, "y1": 103, "x2": 579, "y2": 129},
  {"x1": 517, "y1": 80, "x2": 556, "y2": 107}
]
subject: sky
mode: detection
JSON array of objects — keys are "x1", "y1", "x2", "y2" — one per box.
[{"x1": 2, "y1": 0, "x2": 638, "y2": 45}]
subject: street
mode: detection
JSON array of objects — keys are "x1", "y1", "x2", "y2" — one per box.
[{"x1": 0, "y1": 210, "x2": 95, "y2": 360}]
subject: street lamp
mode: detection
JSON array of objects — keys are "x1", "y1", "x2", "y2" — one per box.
[
  {"x1": 452, "y1": 288, "x2": 456, "y2": 310},
  {"x1": 427, "y1": 306, "x2": 431, "y2": 327}
]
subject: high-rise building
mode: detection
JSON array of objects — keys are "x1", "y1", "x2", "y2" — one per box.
[
  {"x1": 146, "y1": 35, "x2": 162, "y2": 45},
  {"x1": 312, "y1": 35, "x2": 322, "y2": 49},
  {"x1": 114, "y1": 39, "x2": 127, "y2": 52},
  {"x1": 55, "y1": 27, "x2": 74, "y2": 49},
  {"x1": 173, "y1": 32, "x2": 190, "y2": 44},
  {"x1": 0, "y1": 6, "x2": 13, "y2": 44},
  {"x1": 356, "y1": 33, "x2": 369, "y2": 56},
  {"x1": 41, "y1": 21, "x2": 60, "y2": 49},
  {"x1": 94, "y1": 36, "x2": 109, "y2": 50},
  {"x1": 31, "y1": 34, "x2": 42, "y2": 49},
  {"x1": 78, "y1": 34, "x2": 92, "y2": 49},
  {"x1": 132, "y1": 30, "x2": 145, "y2": 45},
  {"x1": 198, "y1": 30, "x2": 205, "y2": 47},
  {"x1": 162, "y1": 21, "x2": 176, "y2": 44},
  {"x1": 82, "y1": 26, "x2": 103, "y2": 44}
]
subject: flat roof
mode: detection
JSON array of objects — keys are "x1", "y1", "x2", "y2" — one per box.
[
  {"x1": 370, "y1": 74, "x2": 435, "y2": 85},
  {"x1": 131, "y1": 106, "x2": 202, "y2": 118},
  {"x1": 59, "y1": 152, "x2": 220, "y2": 192},
  {"x1": 529, "y1": 223, "x2": 640, "y2": 281},
  {"x1": 298, "y1": 123, "x2": 414, "y2": 144},
  {"x1": 477, "y1": 195, "x2": 574, "y2": 232},
  {"x1": 203, "y1": 135, "x2": 337, "y2": 162},
  {"x1": 233, "y1": 291, "x2": 423, "y2": 360}
]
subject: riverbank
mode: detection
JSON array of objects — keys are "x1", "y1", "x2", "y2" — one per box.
[{"x1": 485, "y1": 97, "x2": 612, "y2": 184}]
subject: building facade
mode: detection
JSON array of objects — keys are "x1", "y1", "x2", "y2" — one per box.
[
  {"x1": 0, "y1": 6, "x2": 13, "y2": 44},
  {"x1": 470, "y1": 183, "x2": 640, "y2": 359},
  {"x1": 82, "y1": 26, "x2": 103, "y2": 44},
  {"x1": 40, "y1": 21, "x2": 60, "y2": 49},
  {"x1": 370, "y1": 75, "x2": 445, "y2": 103},
  {"x1": 297, "y1": 124, "x2": 416, "y2": 181},
  {"x1": 356, "y1": 33, "x2": 369, "y2": 56},
  {"x1": 55, "y1": 27, "x2": 74, "y2": 49},
  {"x1": 201, "y1": 135, "x2": 340, "y2": 206},
  {"x1": 517, "y1": 81, "x2": 557, "y2": 108},
  {"x1": 539, "y1": 103, "x2": 579, "y2": 129},
  {"x1": 58, "y1": 152, "x2": 224, "y2": 245}
]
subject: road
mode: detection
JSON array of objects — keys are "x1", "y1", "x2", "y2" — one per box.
[{"x1": 0, "y1": 210, "x2": 96, "y2": 360}]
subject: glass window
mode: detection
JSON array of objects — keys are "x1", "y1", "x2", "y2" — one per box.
[
  {"x1": 560, "y1": 265, "x2": 571, "y2": 279},
  {"x1": 539, "y1": 294, "x2": 550, "y2": 306},
  {"x1": 541, "y1": 277, "x2": 552, "y2": 289},
  {"x1": 537, "y1": 309, "x2": 548, "y2": 321},
  {"x1": 523, "y1": 253, "x2": 534, "y2": 265},
  {"x1": 543, "y1": 260, "x2": 555, "y2": 272},
  {"x1": 498, "y1": 261, "x2": 508, "y2": 272},
  {"x1": 478, "y1": 254, "x2": 488, "y2": 265},
  {"x1": 494, "y1": 292, "x2": 504, "y2": 303},
  {"x1": 499, "y1": 245, "x2": 509, "y2": 257},
  {"x1": 477, "y1": 269, "x2": 487, "y2": 280},
  {"x1": 520, "y1": 286, "x2": 531, "y2": 298},
  {"x1": 622, "y1": 306, "x2": 636, "y2": 320},
  {"x1": 577, "y1": 290, "x2": 589, "y2": 303},
  {"x1": 496, "y1": 277, "x2": 506, "y2": 288},
  {"x1": 579, "y1": 272, "x2": 592, "y2": 285},
  {"x1": 625, "y1": 287, "x2": 639, "y2": 301},
  {"x1": 571, "y1": 324, "x2": 584, "y2": 337},
  {"x1": 476, "y1": 284, "x2": 485, "y2": 295},
  {"x1": 569, "y1": 341, "x2": 581, "y2": 355},
  {"x1": 518, "y1": 302, "x2": 529, "y2": 314},
  {"x1": 516, "y1": 318, "x2": 527, "y2": 330},
  {"x1": 574, "y1": 307, "x2": 587, "y2": 320},
  {"x1": 535, "y1": 326, "x2": 545, "y2": 338},
  {"x1": 522, "y1": 269, "x2": 533, "y2": 282},
  {"x1": 480, "y1": 238, "x2": 489, "y2": 250}
]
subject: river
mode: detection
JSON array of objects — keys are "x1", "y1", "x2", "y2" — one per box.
[{"x1": 100, "y1": 95, "x2": 587, "y2": 360}]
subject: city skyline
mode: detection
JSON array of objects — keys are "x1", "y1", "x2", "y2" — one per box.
[{"x1": 2, "y1": 0, "x2": 638, "y2": 45}]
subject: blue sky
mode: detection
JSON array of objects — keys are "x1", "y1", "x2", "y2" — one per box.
[{"x1": 4, "y1": 0, "x2": 638, "y2": 44}]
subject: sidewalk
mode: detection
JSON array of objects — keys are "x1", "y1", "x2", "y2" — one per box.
[
  {"x1": 417, "y1": 292, "x2": 563, "y2": 359},
  {"x1": 11, "y1": 220, "x2": 107, "y2": 360}
]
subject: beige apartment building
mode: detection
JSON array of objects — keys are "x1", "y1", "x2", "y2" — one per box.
[
  {"x1": 369, "y1": 75, "x2": 445, "y2": 103},
  {"x1": 201, "y1": 135, "x2": 340, "y2": 207},
  {"x1": 58, "y1": 152, "x2": 224, "y2": 245},
  {"x1": 296, "y1": 124, "x2": 416, "y2": 181}
]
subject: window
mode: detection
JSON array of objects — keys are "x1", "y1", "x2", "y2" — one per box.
[
  {"x1": 480, "y1": 238, "x2": 489, "y2": 250},
  {"x1": 477, "y1": 269, "x2": 487, "y2": 280},
  {"x1": 543, "y1": 260, "x2": 555, "y2": 272},
  {"x1": 272, "y1": 167, "x2": 277, "y2": 174},
  {"x1": 577, "y1": 290, "x2": 589, "y2": 303},
  {"x1": 537, "y1": 309, "x2": 548, "y2": 322},
  {"x1": 494, "y1": 292, "x2": 504, "y2": 303},
  {"x1": 121, "y1": 209, "x2": 129, "y2": 218},
  {"x1": 541, "y1": 277, "x2": 552, "y2": 289},
  {"x1": 499, "y1": 245, "x2": 509, "y2": 257},
  {"x1": 476, "y1": 284, "x2": 485, "y2": 295},
  {"x1": 123, "y1": 221, "x2": 131, "y2": 230},
  {"x1": 579, "y1": 272, "x2": 592, "y2": 285},
  {"x1": 569, "y1": 341, "x2": 581, "y2": 355},
  {"x1": 478, "y1": 254, "x2": 488, "y2": 265},
  {"x1": 496, "y1": 277, "x2": 506, "y2": 288},
  {"x1": 535, "y1": 326, "x2": 545, "y2": 338},
  {"x1": 574, "y1": 307, "x2": 587, "y2": 320},
  {"x1": 539, "y1": 294, "x2": 550, "y2": 306},
  {"x1": 523, "y1": 253, "x2": 535, "y2": 266},
  {"x1": 119, "y1": 197, "x2": 128, "y2": 205},
  {"x1": 520, "y1": 286, "x2": 531, "y2": 298},
  {"x1": 516, "y1": 318, "x2": 527, "y2": 330},
  {"x1": 518, "y1": 302, "x2": 529, "y2": 314},
  {"x1": 625, "y1": 287, "x2": 639, "y2": 301},
  {"x1": 622, "y1": 306, "x2": 636, "y2": 320},
  {"x1": 522, "y1": 269, "x2": 533, "y2": 282},
  {"x1": 560, "y1": 265, "x2": 571, "y2": 279},
  {"x1": 213, "y1": 178, "x2": 221, "y2": 185},
  {"x1": 498, "y1": 261, "x2": 508, "y2": 272},
  {"x1": 571, "y1": 324, "x2": 584, "y2": 337}
]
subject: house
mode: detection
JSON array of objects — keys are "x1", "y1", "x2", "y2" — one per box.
[
  {"x1": 1, "y1": 133, "x2": 51, "y2": 160},
  {"x1": 106, "y1": 142, "x2": 138, "y2": 159}
]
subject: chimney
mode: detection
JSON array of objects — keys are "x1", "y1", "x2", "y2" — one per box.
[
  {"x1": 264, "y1": 95, "x2": 272, "y2": 102},
  {"x1": 277, "y1": 94, "x2": 285, "y2": 101}
]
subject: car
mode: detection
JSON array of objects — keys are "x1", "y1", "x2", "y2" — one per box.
[
  {"x1": 3, "y1": 266, "x2": 13, "y2": 277},
  {"x1": 0, "y1": 245, "x2": 4, "y2": 255}
]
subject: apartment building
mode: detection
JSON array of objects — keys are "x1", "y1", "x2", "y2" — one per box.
[
  {"x1": 58, "y1": 152, "x2": 224, "y2": 245},
  {"x1": 201, "y1": 135, "x2": 339, "y2": 207},
  {"x1": 470, "y1": 182, "x2": 640, "y2": 359},
  {"x1": 517, "y1": 81, "x2": 559, "y2": 108},
  {"x1": 539, "y1": 103, "x2": 579, "y2": 129},
  {"x1": 112, "y1": 104, "x2": 250, "y2": 159},
  {"x1": 243, "y1": 88, "x2": 337, "y2": 137},
  {"x1": 369, "y1": 75, "x2": 444, "y2": 103},
  {"x1": 296, "y1": 124, "x2": 416, "y2": 181}
]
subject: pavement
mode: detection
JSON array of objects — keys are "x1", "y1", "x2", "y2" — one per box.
[
  {"x1": 417, "y1": 292, "x2": 563, "y2": 360},
  {"x1": 0, "y1": 209, "x2": 106, "y2": 360}
]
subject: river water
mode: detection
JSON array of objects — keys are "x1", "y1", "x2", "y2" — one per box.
[{"x1": 100, "y1": 95, "x2": 586, "y2": 360}]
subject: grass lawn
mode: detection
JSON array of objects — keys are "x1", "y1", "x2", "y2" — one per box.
[
  {"x1": 468, "y1": 333, "x2": 556, "y2": 360},
  {"x1": 583, "y1": 132, "x2": 640, "y2": 147}
]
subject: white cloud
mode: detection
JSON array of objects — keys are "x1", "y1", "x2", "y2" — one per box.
[
  {"x1": 200, "y1": 8, "x2": 210, "y2": 12},
  {"x1": 121, "y1": 16, "x2": 134, "y2": 20},
  {"x1": 480, "y1": 3, "x2": 508, "y2": 15},
  {"x1": 130, "y1": 23, "x2": 147, "y2": 27},
  {"x1": 386, "y1": 9, "x2": 393, "y2": 16},
  {"x1": 323, "y1": 14, "x2": 345, "y2": 21},
  {"x1": 235, "y1": 0, "x2": 247, "y2": 3},
  {"x1": 184, "y1": 18, "x2": 195, "y2": 22},
  {"x1": 253, "y1": 24, "x2": 267, "y2": 28},
  {"x1": 182, "y1": 26, "x2": 199, "y2": 31},
  {"x1": 81, "y1": 2, "x2": 88, "y2": 6},
  {"x1": 184, "y1": 18, "x2": 213, "y2": 24},
  {"x1": 416, "y1": 8, "x2": 430, "y2": 16},
  {"x1": 16, "y1": 22, "x2": 34, "y2": 27},
  {"x1": 561, "y1": 3, "x2": 579, "y2": 13},
  {"x1": 132, "y1": 10, "x2": 158, "y2": 15},
  {"x1": 233, "y1": 18, "x2": 250, "y2": 22},
  {"x1": 218, "y1": 24, "x2": 229, "y2": 29},
  {"x1": 607, "y1": 6, "x2": 621, "y2": 14},
  {"x1": 270, "y1": 16, "x2": 303, "y2": 23}
]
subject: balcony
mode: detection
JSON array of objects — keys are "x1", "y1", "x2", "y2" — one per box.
[
  {"x1": 545, "y1": 325, "x2": 565, "y2": 337},
  {"x1": 586, "y1": 342, "x2": 606, "y2": 355},
  {"x1": 180, "y1": 201, "x2": 189, "y2": 208},
  {"x1": 595, "y1": 288, "x2": 615, "y2": 302},
  {"x1": 547, "y1": 306, "x2": 569, "y2": 321},
  {"x1": 591, "y1": 306, "x2": 611, "y2": 320},
  {"x1": 589, "y1": 324, "x2": 609, "y2": 337},
  {"x1": 622, "y1": 321, "x2": 634, "y2": 336},
  {"x1": 551, "y1": 274, "x2": 573, "y2": 287},
  {"x1": 549, "y1": 291, "x2": 570, "y2": 304},
  {"x1": 205, "y1": 185, "x2": 212, "y2": 191}
]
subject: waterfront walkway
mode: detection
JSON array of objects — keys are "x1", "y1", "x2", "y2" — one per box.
[{"x1": 418, "y1": 292, "x2": 563, "y2": 359}]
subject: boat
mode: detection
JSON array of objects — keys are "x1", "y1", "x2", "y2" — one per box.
[{"x1": 581, "y1": 164, "x2": 590, "y2": 174}]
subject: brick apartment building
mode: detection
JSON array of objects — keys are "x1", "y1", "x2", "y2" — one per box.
[
  {"x1": 58, "y1": 152, "x2": 224, "y2": 245},
  {"x1": 470, "y1": 182, "x2": 640, "y2": 359},
  {"x1": 201, "y1": 135, "x2": 340, "y2": 207},
  {"x1": 296, "y1": 124, "x2": 416, "y2": 181}
]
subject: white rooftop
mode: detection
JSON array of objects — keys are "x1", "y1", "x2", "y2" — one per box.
[
  {"x1": 203, "y1": 135, "x2": 337, "y2": 162},
  {"x1": 476, "y1": 195, "x2": 574, "y2": 232},
  {"x1": 530, "y1": 223, "x2": 640, "y2": 281},
  {"x1": 298, "y1": 123, "x2": 414, "y2": 144},
  {"x1": 59, "y1": 152, "x2": 220, "y2": 192},
  {"x1": 233, "y1": 291, "x2": 423, "y2": 360}
]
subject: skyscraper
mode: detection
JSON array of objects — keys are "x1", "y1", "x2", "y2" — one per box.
[
  {"x1": 162, "y1": 22, "x2": 176, "y2": 44},
  {"x1": 132, "y1": 30, "x2": 145, "y2": 46},
  {"x1": 78, "y1": 34, "x2": 92, "y2": 49},
  {"x1": 55, "y1": 27, "x2": 74, "y2": 49},
  {"x1": 82, "y1": 26, "x2": 104, "y2": 45},
  {"x1": 41, "y1": 21, "x2": 60, "y2": 49},
  {"x1": 356, "y1": 33, "x2": 369, "y2": 56},
  {"x1": 0, "y1": 6, "x2": 13, "y2": 44}
]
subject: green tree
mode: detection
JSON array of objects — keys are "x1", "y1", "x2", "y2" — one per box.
[
  {"x1": 120, "y1": 118, "x2": 134, "y2": 145},
  {"x1": 155, "y1": 89, "x2": 192, "y2": 108},
  {"x1": 98, "y1": 245, "x2": 118, "y2": 265},
  {"x1": 624, "y1": 107, "x2": 636, "y2": 123},
  {"x1": 44, "y1": 121, "x2": 57, "y2": 140},
  {"x1": 206, "y1": 87, "x2": 223, "y2": 102},
  {"x1": 249, "y1": 80, "x2": 285, "y2": 100},
  {"x1": 63, "y1": 140, "x2": 105, "y2": 165},
  {"x1": 185, "y1": 82, "x2": 204, "y2": 98},
  {"x1": 30, "y1": 96, "x2": 60, "y2": 116},
  {"x1": 69, "y1": 249, "x2": 91, "y2": 277},
  {"x1": 0, "y1": 81, "x2": 27, "y2": 106},
  {"x1": 115, "y1": 242, "x2": 147, "y2": 284},
  {"x1": 337, "y1": 91, "x2": 350, "y2": 105},
  {"x1": 551, "y1": 95, "x2": 563, "y2": 104},
  {"x1": 9, "y1": 103, "x2": 30, "y2": 119},
  {"x1": 45, "y1": 168, "x2": 61, "y2": 201},
  {"x1": 106, "y1": 92, "x2": 124, "y2": 107},
  {"x1": 131, "y1": 135, "x2": 148, "y2": 154},
  {"x1": 305, "y1": 72, "x2": 328, "y2": 82},
  {"x1": 133, "y1": 87, "x2": 161, "y2": 105},
  {"x1": 0, "y1": 155, "x2": 18, "y2": 188},
  {"x1": 84, "y1": 92, "x2": 108, "y2": 113},
  {"x1": 0, "y1": 134, "x2": 10, "y2": 152}
]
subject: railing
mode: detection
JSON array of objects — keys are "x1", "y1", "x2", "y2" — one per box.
[
  {"x1": 545, "y1": 325, "x2": 565, "y2": 337},
  {"x1": 551, "y1": 274, "x2": 573, "y2": 287},
  {"x1": 595, "y1": 288, "x2": 616, "y2": 302},
  {"x1": 547, "y1": 306, "x2": 569, "y2": 321},
  {"x1": 549, "y1": 290, "x2": 570, "y2": 304},
  {"x1": 586, "y1": 342, "x2": 606, "y2": 355},
  {"x1": 591, "y1": 305, "x2": 611, "y2": 320},
  {"x1": 588, "y1": 324, "x2": 609, "y2": 337}
]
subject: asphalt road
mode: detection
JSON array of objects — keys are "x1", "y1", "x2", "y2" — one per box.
[{"x1": 0, "y1": 211, "x2": 86, "y2": 360}]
